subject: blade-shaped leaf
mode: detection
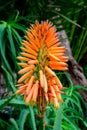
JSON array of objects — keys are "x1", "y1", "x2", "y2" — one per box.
[
  {"x1": 28, "y1": 106, "x2": 37, "y2": 130},
  {"x1": 0, "y1": 23, "x2": 13, "y2": 75},
  {"x1": 53, "y1": 107, "x2": 62, "y2": 130},
  {"x1": 63, "y1": 115, "x2": 78, "y2": 130},
  {"x1": 19, "y1": 109, "x2": 29, "y2": 130},
  {"x1": 2, "y1": 66, "x2": 16, "y2": 92},
  {"x1": 7, "y1": 25, "x2": 16, "y2": 58},
  {"x1": 0, "y1": 94, "x2": 15, "y2": 110},
  {"x1": 10, "y1": 118, "x2": 19, "y2": 130}
]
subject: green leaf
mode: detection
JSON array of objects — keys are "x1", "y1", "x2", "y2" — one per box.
[
  {"x1": 0, "y1": 118, "x2": 10, "y2": 127},
  {"x1": 62, "y1": 121, "x2": 78, "y2": 130},
  {"x1": 9, "y1": 98, "x2": 25, "y2": 105},
  {"x1": 0, "y1": 94, "x2": 15, "y2": 110},
  {"x1": 19, "y1": 109, "x2": 29, "y2": 130},
  {"x1": 63, "y1": 115, "x2": 79, "y2": 130},
  {"x1": 12, "y1": 23, "x2": 26, "y2": 31},
  {"x1": 12, "y1": 28, "x2": 22, "y2": 43},
  {"x1": 0, "y1": 23, "x2": 13, "y2": 76},
  {"x1": 7, "y1": 25, "x2": 16, "y2": 58},
  {"x1": 67, "y1": 115, "x2": 87, "y2": 127},
  {"x1": 10, "y1": 118, "x2": 19, "y2": 130},
  {"x1": 2, "y1": 66, "x2": 16, "y2": 92},
  {"x1": 28, "y1": 106, "x2": 37, "y2": 130},
  {"x1": 53, "y1": 11, "x2": 82, "y2": 28},
  {"x1": 53, "y1": 107, "x2": 62, "y2": 130}
]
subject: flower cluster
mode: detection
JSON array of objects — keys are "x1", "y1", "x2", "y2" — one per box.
[{"x1": 16, "y1": 21, "x2": 68, "y2": 109}]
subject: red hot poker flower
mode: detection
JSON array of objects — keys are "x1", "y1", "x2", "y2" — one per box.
[{"x1": 16, "y1": 21, "x2": 68, "y2": 111}]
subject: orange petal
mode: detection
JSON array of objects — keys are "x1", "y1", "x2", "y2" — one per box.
[
  {"x1": 18, "y1": 70, "x2": 33, "y2": 83},
  {"x1": 49, "y1": 61, "x2": 68, "y2": 67},
  {"x1": 21, "y1": 47, "x2": 36, "y2": 54},
  {"x1": 53, "y1": 76, "x2": 64, "y2": 90},
  {"x1": 21, "y1": 52, "x2": 36, "y2": 60},
  {"x1": 28, "y1": 60, "x2": 38, "y2": 65},
  {"x1": 17, "y1": 56, "x2": 29, "y2": 62},
  {"x1": 18, "y1": 65, "x2": 35, "y2": 74},
  {"x1": 48, "y1": 53, "x2": 60, "y2": 61},
  {"x1": 26, "y1": 75, "x2": 35, "y2": 95},
  {"x1": 53, "y1": 85, "x2": 63, "y2": 102},
  {"x1": 16, "y1": 84, "x2": 27, "y2": 94},
  {"x1": 32, "y1": 80, "x2": 39, "y2": 102},
  {"x1": 39, "y1": 70, "x2": 44, "y2": 88},
  {"x1": 25, "y1": 86, "x2": 34, "y2": 104},
  {"x1": 43, "y1": 74, "x2": 48, "y2": 93},
  {"x1": 46, "y1": 37, "x2": 59, "y2": 48},
  {"x1": 18, "y1": 63, "x2": 29, "y2": 67},
  {"x1": 45, "y1": 66, "x2": 56, "y2": 76},
  {"x1": 22, "y1": 40, "x2": 38, "y2": 56},
  {"x1": 50, "y1": 85, "x2": 59, "y2": 108}
]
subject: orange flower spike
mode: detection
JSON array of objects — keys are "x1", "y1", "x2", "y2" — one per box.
[{"x1": 16, "y1": 21, "x2": 68, "y2": 111}]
